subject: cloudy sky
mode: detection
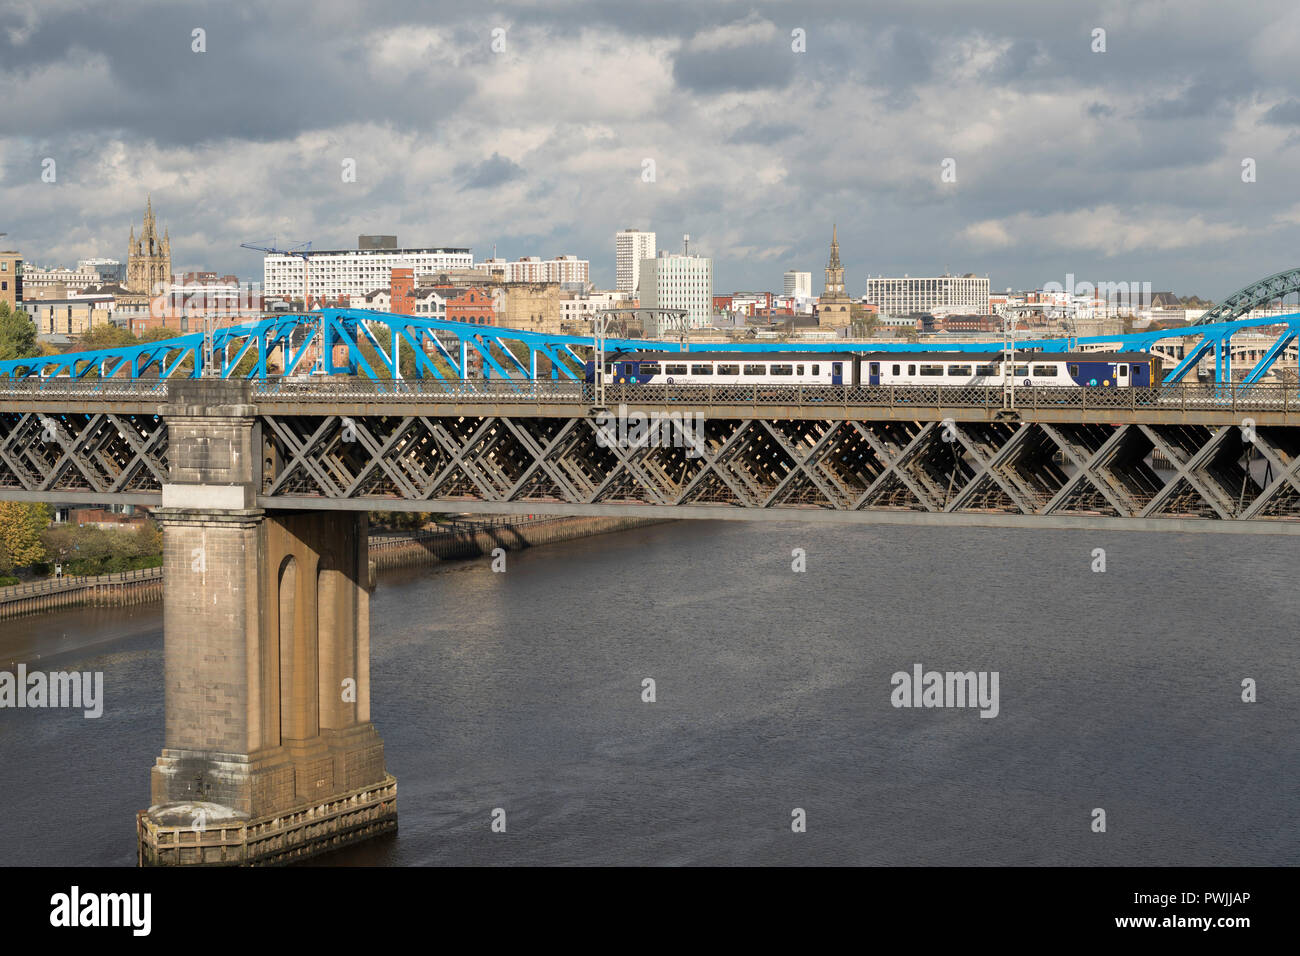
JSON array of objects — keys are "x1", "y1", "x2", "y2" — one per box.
[{"x1": 3, "y1": 0, "x2": 1300, "y2": 299}]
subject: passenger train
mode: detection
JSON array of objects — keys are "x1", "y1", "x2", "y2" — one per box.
[{"x1": 585, "y1": 350, "x2": 1160, "y2": 388}]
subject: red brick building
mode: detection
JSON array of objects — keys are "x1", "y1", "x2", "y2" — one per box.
[
  {"x1": 441, "y1": 287, "x2": 497, "y2": 325},
  {"x1": 390, "y1": 268, "x2": 416, "y2": 315}
]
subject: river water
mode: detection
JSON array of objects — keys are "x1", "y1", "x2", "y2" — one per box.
[{"x1": 0, "y1": 520, "x2": 1295, "y2": 866}]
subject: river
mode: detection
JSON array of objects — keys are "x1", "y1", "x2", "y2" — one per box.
[{"x1": 0, "y1": 520, "x2": 1294, "y2": 865}]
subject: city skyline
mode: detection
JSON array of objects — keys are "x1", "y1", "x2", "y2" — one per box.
[{"x1": 5, "y1": 1, "x2": 1300, "y2": 299}]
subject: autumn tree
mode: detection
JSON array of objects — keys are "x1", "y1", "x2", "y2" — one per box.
[
  {"x1": 0, "y1": 501, "x2": 51, "y2": 568},
  {"x1": 0, "y1": 300, "x2": 39, "y2": 361}
]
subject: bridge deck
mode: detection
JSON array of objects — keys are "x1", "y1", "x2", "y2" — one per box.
[{"x1": 3, "y1": 380, "x2": 1300, "y2": 531}]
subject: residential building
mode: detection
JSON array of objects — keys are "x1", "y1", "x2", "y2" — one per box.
[
  {"x1": 29, "y1": 292, "x2": 116, "y2": 340},
  {"x1": 78, "y1": 258, "x2": 125, "y2": 283},
  {"x1": 784, "y1": 270, "x2": 812, "y2": 298},
  {"x1": 557, "y1": 289, "x2": 636, "y2": 330},
  {"x1": 21, "y1": 265, "x2": 102, "y2": 297},
  {"x1": 865, "y1": 273, "x2": 990, "y2": 316},
  {"x1": 615, "y1": 228, "x2": 655, "y2": 293},
  {"x1": 0, "y1": 250, "x2": 22, "y2": 310},
  {"x1": 638, "y1": 251, "x2": 714, "y2": 333},
  {"x1": 477, "y1": 255, "x2": 589, "y2": 284},
  {"x1": 263, "y1": 239, "x2": 473, "y2": 303}
]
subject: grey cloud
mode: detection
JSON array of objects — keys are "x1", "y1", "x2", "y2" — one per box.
[
  {"x1": 457, "y1": 153, "x2": 524, "y2": 191},
  {"x1": 727, "y1": 121, "x2": 799, "y2": 144},
  {"x1": 1260, "y1": 99, "x2": 1300, "y2": 126},
  {"x1": 671, "y1": 39, "x2": 795, "y2": 95}
]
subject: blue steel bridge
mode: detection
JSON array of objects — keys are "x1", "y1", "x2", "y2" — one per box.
[
  {"x1": 2, "y1": 267, "x2": 1300, "y2": 531},
  {"x1": 3, "y1": 265, "x2": 1300, "y2": 864},
  {"x1": 3, "y1": 266, "x2": 1300, "y2": 387}
]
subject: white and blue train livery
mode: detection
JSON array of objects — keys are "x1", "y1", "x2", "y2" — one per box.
[
  {"x1": 586, "y1": 351, "x2": 856, "y2": 386},
  {"x1": 858, "y1": 351, "x2": 1158, "y2": 388},
  {"x1": 585, "y1": 350, "x2": 1159, "y2": 388}
]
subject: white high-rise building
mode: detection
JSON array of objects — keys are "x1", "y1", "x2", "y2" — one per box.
[
  {"x1": 263, "y1": 245, "x2": 474, "y2": 301},
  {"x1": 638, "y1": 252, "x2": 713, "y2": 333},
  {"x1": 476, "y1": 255, "x2": 590, "y2": 284},
  {"x1": 784, "y1": 270, "x2": 812, "y2": 297},
  {"x1": 865, "y1": 274, "x2": 990, "y2": 315},
  {"x1": 615, "y1": 229, "x2": 656, "y2": 294}
]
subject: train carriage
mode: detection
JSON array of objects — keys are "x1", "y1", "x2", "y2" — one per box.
[
  {"x1": 586, "y1": 351, "x2": 858, "y2": 386},
  {"x1": 859, "y1": 351, "x2": 1159, "y2": 388},
  {"x1": 585, "y1": 349, "x2": 1160, "y2": 389}
]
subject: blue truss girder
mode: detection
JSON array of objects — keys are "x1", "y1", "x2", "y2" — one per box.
[{"x1": 2, "y1": 302, "x2": 1300, "y2": 387}]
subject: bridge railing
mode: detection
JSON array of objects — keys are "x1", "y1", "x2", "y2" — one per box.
[
  {"x1": 0, "y1": 565, "x2": 163, "y2": 600},
  {"x1": 0, "y1": 379, "x2": 170, "y2": 399},
  {"x1": 2, "y1": 376, "x2": 1295, "y2": 411}
]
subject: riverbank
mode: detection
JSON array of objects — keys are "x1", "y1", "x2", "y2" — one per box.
[{"x1": 0, "y1": 514, "x2": 670, "y2": 620}]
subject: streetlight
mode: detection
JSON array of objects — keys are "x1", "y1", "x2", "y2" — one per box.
[{"x1": 589, "y1": 307, "x2": 615, "y2": 410}]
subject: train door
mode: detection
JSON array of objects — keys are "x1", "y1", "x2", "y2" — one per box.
[
  {"x1": 868, "y1": 361, "x2": 880, "y2": 385},
  {"x1": 832, "y1": 361, "x2": 844, "y2": 385},
  {"x1": 1116, "y1": 363, "x2": 1129, "y2": 387}
]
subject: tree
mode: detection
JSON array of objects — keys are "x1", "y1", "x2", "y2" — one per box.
[
  {"x1": 0, "y1": 502, "x2": 51, "y2": 568},
  {"x1": 0, "y1": 300, "x2": 39, "y2": 361},
  {"x1": 78, "y1": 323, "x2": 141, "y2": 350}
]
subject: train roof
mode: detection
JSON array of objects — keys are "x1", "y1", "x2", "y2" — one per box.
[
  {"x1": 607, "y1": 350, "x2": 860, "y2": 362},
  {"x1": 605, "y1": 349, "x2": 1153, "y2": 362},
  {"x1": 858, "y1": 351, "x2": 1154, "y2": 361}
]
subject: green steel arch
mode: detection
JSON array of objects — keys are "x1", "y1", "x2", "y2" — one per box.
[{"x1": 1191, "y1": 267, "x2": 1300, "y2": 325}]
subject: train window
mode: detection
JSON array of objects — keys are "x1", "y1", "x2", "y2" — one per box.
[
  {"x1": 869, "y1": 362, "x2": 880, "y2": 375},
  {"x1": 1031, "y1": 365, "x2": 1058, "y2": 377},
  {"x1": 812, "y1": 364, "x2": 820, "y2": 375},
  {"x1": 743, "y1": 364, "x2": 767, "y2": 375},
  {"x1": 892, "y1": 364, "x2": 901, "y2": 375},
  {"x1": 797, "y1": 365, "x2": 805, "y2": 375},
  {"x1": 639, "y1": 362, "x2": 660, "y2": 375},
  {"x1": 690, "y1": 364, "x2": 713, "y2": 375},
  {"x1": 919, "y1": 365, "x2": 945, "y2": 376},
  {"x1": 908, "y1": 364, "x2": 916, "y2": 375},
  {"x1": 1014, "y1": 365, "x2": 1029, "y2": 376},
  {"x1": 1069, "y1": 364, "x2": 1079, "y2": 376},
  {"x1": 975, "y1": 364, "x2": 998, "y2": 376},
  {"x1": 664, "y1": 364, "x2": 687, "y2": 375},
  {"x1": 770, "y1": 364, "x2": 794, "y2": 375},
  {"x1": 604, "y1": 365, "x2": 614, "y2": 375},
  {"x1": 947, "y1": 365, "x2": 972, "y2": 376},
  {"x1": 717, "y1": 364, "x2": 739, "y2": 375}
]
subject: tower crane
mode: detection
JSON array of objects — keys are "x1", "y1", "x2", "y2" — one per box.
[
  {"x1": 241, "y1": 237, "x2": 318, "y2": 374},
  {"x1": 241, "y1": 238, "x2": 313, "y2": 309}
]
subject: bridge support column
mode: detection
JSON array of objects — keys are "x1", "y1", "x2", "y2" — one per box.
[{"x1": 138, "y1": 380, "x2": 395, "y2": 866}]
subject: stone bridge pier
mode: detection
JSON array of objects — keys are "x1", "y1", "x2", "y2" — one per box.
[{"x1": 137, "y1": 380, "x2": 396, "y2": 865}]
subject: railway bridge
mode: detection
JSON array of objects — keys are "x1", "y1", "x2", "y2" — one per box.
[{"x1": 3, "y1": 267, "x2": 1300, "y2": 863}]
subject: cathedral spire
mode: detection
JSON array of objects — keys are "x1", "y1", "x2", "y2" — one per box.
[{"x1": 828, "y1": 224, "x2": 842, "y2": 270}]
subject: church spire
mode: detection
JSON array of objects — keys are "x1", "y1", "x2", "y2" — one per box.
[{"x1": 823, "y1": 223, "x2": 846, "y2": 301}]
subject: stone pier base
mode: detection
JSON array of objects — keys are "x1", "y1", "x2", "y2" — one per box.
[{"x1": 138, "y1": 776, "x2": 397, "y2": 866}]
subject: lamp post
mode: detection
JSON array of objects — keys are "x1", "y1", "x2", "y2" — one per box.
[
  {"x1": 1002, "y1": 308, "x2": 1016, "y2": 411},
  {"x1": 590, "y1": 307, "x2": 614, "y2": 410}
]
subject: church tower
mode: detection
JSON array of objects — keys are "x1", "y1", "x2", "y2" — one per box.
[
  {"x1": 126, "y1": 196, "x2": 172, "y2": 294},
  {"x1": 818, "y1": 224, "x2": 852, "y2": 327}
]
